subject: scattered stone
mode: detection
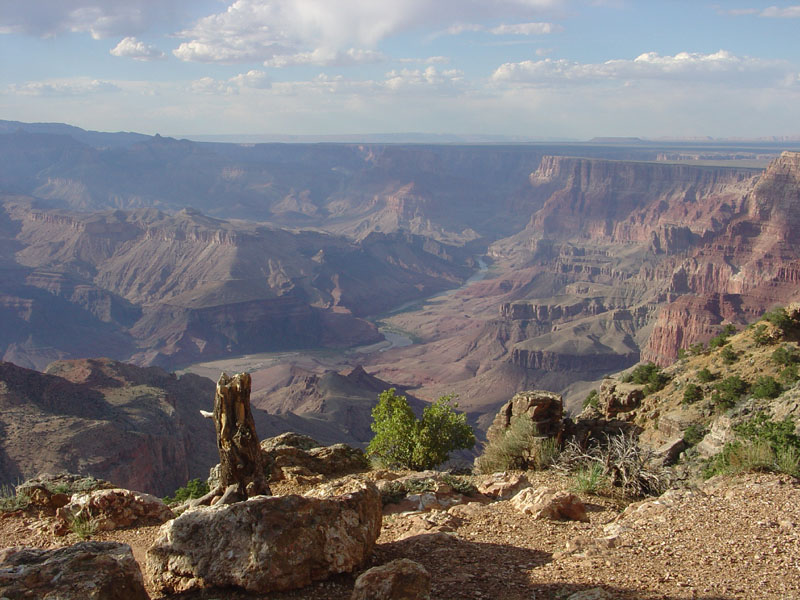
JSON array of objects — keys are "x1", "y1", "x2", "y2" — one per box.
[
  {"x1": 16, "y1": 472, "x2": 115, "y2": 497},
  {"x1": 351, "y1": 558, "x2": 431, "y2": 600},
  {"x1": 510, "y1": 487, "x2": 589, "y2": 522},
  {"x1": 394, "y1": 510, "x2": 462, "y2": 540},
  {"x1": 477, "y1": 472, "x2": 530, "y2": 500},
  {"x1": 24, "y1": 485, "x2": 70, "y2": 510},
  {"x1": 597, "y1": 380, "x2": 643, "y2": 420},
  {"x1": 54, "y1": 488, "x2": 174, "y2": 535},
  {"x1": 566, "y1": 587, "x2": 611, "y2": 600},
  {"x1": 0, "y1": 541, "x2": 149, "y2": 600},
  {"x1": 146, "y1": 478, "x2": 382, "y2": 594},
  {"x1": 654, "y1": 436, "x2": 686, "y2": 466}
]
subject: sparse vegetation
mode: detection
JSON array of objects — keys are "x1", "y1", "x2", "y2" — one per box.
[
  {"x1": 682, "y1": 383, "x2": 704, "y2": 405},
  {"x1": 750, "y1": 375, "x2": 783, "y2": 399},
  {"x1": 709, "y1": 326, "x2": 734, "y2": 349},
  {"x1": 0, "y1": 484, "x2": 28, "y2": 513},
  {"x1": 683, "y1": 423, "x2": 708, "y2": 447},
  {"x1": 367, "y1": 388, "x2": 475, "y2": 471},
  {"x1": 720, "y1": 345, "x2": 739, "y2": 365},
  {"x1": 164, "y1": 478, "x2": 210, "y2": 505},
  {"x1": 582, "y1": 389, "x2": 599, "y2": 410},
  {"x1": 67, "y1": 512, "x2": 98, "y2": 540},
  {"x1": 780, "y1": 364, "x2": 800, "y2": 385},
  {"x1": 379, "y1": 474, "x2": 477, "y2": 506},
  {"x1": 761, "y1": 307, "x2": 799, "y2": 338},
  {"x1": 696, "y1": 367, "x2": 718, "y2": 383},
  {"x1": 772, "y1": 344, "x2": 800, "y2": 367},
  {"x1": 475, "y1": 416, "x2": 559, "y2": 474},
  {"x1": 704, "y1": 413, "x2": 800, "y2": 478},
  {"x1": 753, "y1": 323, "x2": 772, "y2": 346},
  {"x1": 689, "y1": 342, "x2": 707, "y2": 356},
  {"x1": 622, "y1": 362, "x2": 670, "y2": 396},
  {"x1": 571, "y1": 462, "x2": 607, "y2": 495},
  {"x1": 710, "y1": 375, "x2": 750, "y2": 410},
  {"x1": 556, "y1": 433, "x2": 669, "y2": 498}
]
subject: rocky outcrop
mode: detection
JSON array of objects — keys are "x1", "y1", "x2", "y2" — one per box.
[
  {"x1": 54, "y1": 488, "x2": 174, "y2": 535},
  {"x1": 528, "y1": 156, "x2": 757, "y2": 240},
  {"x1": 0, "y1": 542, "x2": 149, "y2": 600},
  {"x1": 597, "y1": 379, "x2": 644, "y2": 420},
  {"x1": 351, "y1": 559, "x2": 432, "y2": 600},
  {"x1": 207, "y1": 433, "x2": 368, "y2": 490},
  {"x1": 485, "y1": 390, "x2": 564, "y2": 442},
  {"x1": 510, "y1": 487, "x2": 589, "y2": 522},
  {"x1": 146, "y1": 477, "x2": 382, "y2": 594},
  {"x1": 642, "y1": 152, "x2": 800, "y2": 364}
]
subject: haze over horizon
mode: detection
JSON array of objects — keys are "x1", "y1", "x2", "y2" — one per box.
[{"x1": 1, "y1": 1, "x2": 800, "y2": 140}]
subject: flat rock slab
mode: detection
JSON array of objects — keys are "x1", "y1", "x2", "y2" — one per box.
[
  {"x1": 0, "y1": 541, "x2": 149, "y2": 600},
  {"x1": 146, "y1": 478, "x2": 382, "y2": 594}
]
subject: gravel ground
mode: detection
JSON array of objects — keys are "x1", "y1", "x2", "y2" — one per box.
[{"x1": 1, "y1": 471, "x2": 799, "y2": 600}]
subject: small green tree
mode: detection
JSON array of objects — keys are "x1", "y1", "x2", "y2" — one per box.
[
  {"x1": 367, "y1": 388, "x2": 475, "y2": 471},
  {"x1": 682, "y1": 383, "x2": 703, "y2": 405}
]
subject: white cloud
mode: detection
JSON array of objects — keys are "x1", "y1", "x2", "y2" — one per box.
[
  {"x1": 173, "y1": 0, "x2": 566, "y2": 64},
  {"x1": 383, "y1": 66, "x2": 464, "y2": 93},
  {"x1": 489, "y1": 22, "x2": 563, "y2": 34},
  {"x1": 8, "y1": 78, "x2": 120, "y2": 96},
  {"x1": 0, "y1": 1, "x2": 191, "y2": 39},
  {"x1": 110, "y1": 37, "x2": 165, "y2": 61},
  {"x1": 492, "y1": 50, "x2": 791, "y2": 86},
  {"x1": 721, "y1": 5, "x2": 800, "y2": 18},
  {"x1": 191, "y1": 70, "x2": 272, "y2": 95},
  {"x1": 264, "y1": 47, "x2": 385, "y2": 67},
  {"x1": 760, "y1": 5, "x2": 800, "y2": 17}
]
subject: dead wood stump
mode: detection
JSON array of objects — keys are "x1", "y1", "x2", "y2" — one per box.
[{"x1": 212, "y1": 372, "x2": 270, "y2": 501}]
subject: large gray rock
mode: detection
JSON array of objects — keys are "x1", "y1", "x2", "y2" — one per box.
[
  {"x1": 146, "y1": 477, "x2": 382, "y2": 594},
  {"x1": 0, "y1": 541, "x2": 149, "y2": 600},
  {"x1": 351, "y1": 558, "x2": 431, "y2": 600},
  {"x1": 510, "y1": 487, "x2": 589, "y2": 522},
  {"x1": 54, "y1": 488, "x2": 174, "y2": 535}
]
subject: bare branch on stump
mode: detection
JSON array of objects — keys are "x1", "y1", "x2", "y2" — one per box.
[{"x1": 212, "y1": 372, "x2": 269, "y2": 502}]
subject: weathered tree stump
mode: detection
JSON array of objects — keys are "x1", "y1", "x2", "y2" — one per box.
[{"x1": 211, "y1": 372, "x2": 269, "y2": 502}]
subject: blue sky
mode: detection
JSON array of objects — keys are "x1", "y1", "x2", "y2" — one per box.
[{"x1": 1, "y1": 1, "x2": 799, "y2": 139}]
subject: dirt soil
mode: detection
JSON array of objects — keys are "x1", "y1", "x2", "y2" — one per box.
[{"x1": 1, "y1": 471, "x2": 799, "y2": 600}]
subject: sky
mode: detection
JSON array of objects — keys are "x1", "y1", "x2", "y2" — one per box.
[{"x1": 1, "y1": 0, "x2": 799, "y2": 140}]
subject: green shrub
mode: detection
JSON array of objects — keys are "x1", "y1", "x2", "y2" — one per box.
[
  {"x1": 772, "y1": 345, "x2": 800, "y2": 367},
  {"x1": 67, "y1": 513, "x2": 98, "y2": 540},
  {"x1": 367, "y1": 389, "x2": 475, "y2": 471},
  {"x1": 475, "y1": 416, "x2": 558, "y2": 474},
  {"x1": 696, "y1": 367, "x2": 717, "y2": 383},
  {"x1": 622, "y1": 363, "x2": 670, "y2": 395},
  {"x1": 689, "y1": 342, "x2": 707, "y2": 356},
  {"x1": 582, "y1": 389, "x2": 599, "y2": 410},
  {"x1": 682, "y1": 383, "x2": 704, "y2": 405},
  {"x1": 440, "y1": 474, "x2": 478, "y2": 496},
  {"x1": 571, "y1": 462, "x2": 607, "y2": 495},
  {"x1": 556, "y1": 433, "x2": 668, "y2": 497},
  {"x1": 753, "y1": 323, "x2": 772, "y2": 346},
  {"x1": 780, "y1": 364, "x2": 800, "y2": 385},
  {"x1": 164, "y1": 478, "x2": 210, "y2": 505},
  {"x1": 720, "y1": 346, "x2": 738, "y2": 365},
  {"x1": 0, "y1": 484, "x2": 28, "y2": 513},
  {"x1": 683, "y1": 424, "x2": 708, "y2": 446},
  {"x1": 751, "y1": 376, "x2": 783, "y2": 400},
  {"x1": 761, "y1": 307, "x2": 799, "y2": 337},
  {"x1": 711, "y1": 375, "x2": 750, "y2": 410},
  {"x1": 704, "y1": 413, "x2": 800, "y2": 478}
]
